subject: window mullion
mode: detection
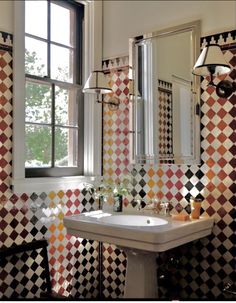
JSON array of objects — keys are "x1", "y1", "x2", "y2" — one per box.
[
  {"x1": 51, "y1": 83, "x2": 56, "y2": 168},
  {"x1": 49, "y1": 0, "x2": 55, "y2": 169},
  {"x1": 47, "y1": 0, "x2": 51, "y2": 78}
]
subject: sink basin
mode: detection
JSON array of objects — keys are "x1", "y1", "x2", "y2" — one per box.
[
  {"x1": 64, "y1": 210, "x2": 214, "y2": 252},
  {"x1": 99, "y1": 214, "x2": 168, "y2": 226}
]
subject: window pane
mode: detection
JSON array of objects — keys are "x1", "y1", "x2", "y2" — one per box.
[
  {"x1": 25, "y1": 125, "x2": 52, "y2": 167},
  {"x1": 51, "y1": 2, "x2": 75, "y2": 47},
  {"x1": 51, "y1": 45, "x2": 74, "y2": 83},
  {"x1": 25, "y1": 82, "x2": 52, "y2": 124},
  {"x1": 25, "y1": 37, "x2": 47, "y2": 77},
  {"x1": 55, "y1": 127, "x2": 78, "y2": 167},
  {"x1": 25, "y1": 0, "x2": 47, "y2": 39},
  {"x1": 55, "y1": 86, "x2": 78, "y2": 126}
]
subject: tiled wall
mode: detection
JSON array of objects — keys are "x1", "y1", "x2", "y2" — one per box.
[
  {"x1": 0, "y1": 31, "x2": 99, "y2": 299},
  {"x1": 1, "y1": 27, "x2": 235, "y2": 299},
  {"x1": 101, "y1": 30, "x2": 235, "y2": 299}
]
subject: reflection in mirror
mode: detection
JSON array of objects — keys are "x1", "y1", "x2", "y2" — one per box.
[{"x1": 130, "y1": 21, "x2": 201, "y2": 164}]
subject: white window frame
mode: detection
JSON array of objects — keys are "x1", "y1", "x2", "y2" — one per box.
[{"x1": 12, "y1": 0, "x2": 103, "y2": 193}]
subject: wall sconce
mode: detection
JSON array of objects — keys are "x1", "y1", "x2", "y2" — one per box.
[
  {"x1": 83, "y1": 70, "x2": 120, "y2": 110},
  {"x1": 192, "y1": 44, "x2": 235, "y2": 98}
]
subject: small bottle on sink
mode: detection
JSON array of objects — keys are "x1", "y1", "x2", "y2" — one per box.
[{"x1": 113, "y1": 194, "x2": 123, "y2": 212}]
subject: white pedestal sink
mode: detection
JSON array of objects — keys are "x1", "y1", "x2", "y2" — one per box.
[{"x1": 64, "y1": 211, "x2": 214, "y2": 298}]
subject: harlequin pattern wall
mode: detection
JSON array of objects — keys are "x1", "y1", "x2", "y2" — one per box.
[
  {"x1": 0, "y1": 26, "x2": 235, "y2": 300},
  {"x1": 0, "y1": 31, "x2": 99, "y2": 298},
  {"x1": 101, "y1": 30, "x2": 235, "y2": 299}
]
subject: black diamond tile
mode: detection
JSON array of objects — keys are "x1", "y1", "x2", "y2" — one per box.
[
  {"x1": 10, "y1": 267, "x2": 19, "y2": 276},
  {"x1": 217, "y1": 268, "x2": 227, "y2": 279},
  {"x1": 205, "y1": 242, "x2": 215, "y2": 253},
  {"x1": 195, "y1": 181, "x2": 205, "y2": 191},
  {"x1": 21, "y1": 264, "x2": 29, "y2": 274},
  {"x1": 185, "y1": 169, "x2": 194, "y2": 179},
  {"x1": 30, "y1": 227, "x2": 38, "y2": 237},
  {"x1": 139, "y1": 189, "x2": 146, "y2": 198},
  {"x1": 40, "y1": 226, "x2": 47, "y2": 235},
  {"x1": 39, "y1": 192, "x2": 47, "y2": 201},
  {"x1": 30, "y1": 193, "x2": 38, "y2": 201},
  {"x1": 218, "y1": 256, "x2": 227, "y2": 267},
  {"x1": 206, "y1": 254, "x2": 216, "y2": 265},
  {"x1": 139, "y1": 179, "x2": 146, "y2": 187},
  {"x1": 81, "y1": 188, "x2": 88, "y2": 196},
  {"x1": 131, "y1": 168, "x2": 137, "y2": 176},
  {"x1": 31, "y1": 261, "x2": 39, "y2": 272},
  {"x1": 185, "y1": 181, "x2": 194, "y2": 191},
  {"x1": 30, "y1": 215, "x2": 38, "y2": 225},
  {"x1": 130, "y1": 188, "x2": 137, "y2": 197},
  {"x1": 195, "y1": 169, "x2": 204, "y2": 179},
  {"x1": 139, "y1": 167, "x2": 146, "y2": 177}
]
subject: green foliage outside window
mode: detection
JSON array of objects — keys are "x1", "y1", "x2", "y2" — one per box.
[{"x1": 25, "y1": 50, "x2": 69, "y2": 167}]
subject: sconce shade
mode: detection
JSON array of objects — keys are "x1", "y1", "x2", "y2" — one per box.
[
  {"x1": 83, "y1": 70, "x2": 112, "y2": 94},
  {"x1": 192, "y1": 44, "x2": 231, "y2": 76}
]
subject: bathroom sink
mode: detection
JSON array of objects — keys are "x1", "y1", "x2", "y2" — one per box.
[
  {"x1": 64, "y1": 211, "x2": 214, "y2": 298},
  {"x1": 99, "y1": 214, "x2": 168, "y2": 226},
  {"x1": 64, "y1": 210, "x2": 214, "y2": 252}
]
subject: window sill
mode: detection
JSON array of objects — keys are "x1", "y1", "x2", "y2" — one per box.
[{"x1": 11, "y1": 175, "x2": 99, "y2": 194}]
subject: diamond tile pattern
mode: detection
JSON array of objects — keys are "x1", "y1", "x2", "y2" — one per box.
[
  {"x1": 1, "y1": 247, "x2": 49, "y2": 299},
  {"x1": 102, "y1": 31, "x2": 235, "y2": 299},
  {"x1": 0, "y1": 33, "x2": 99, "y2": 299},
  {"x1": 1, "y1": 28, "x2": 235, "y2": 300},
  {"x1": 158, "y1": 79, "x2": 173, "y2": 158}
]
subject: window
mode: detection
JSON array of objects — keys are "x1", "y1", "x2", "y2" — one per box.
[
  {"x1": 13, "y1": 1, "x2": 102, "y2": 192},
  {"x1": 24, "y1": 0, "x2": 84, "y2": 178}
]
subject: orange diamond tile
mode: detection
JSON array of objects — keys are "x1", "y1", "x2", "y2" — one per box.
[
  {"x1": 49, "y1": 224, "x2": 57, "y2": 233},
  {"x1": 49, "y1": 191, "x2": 56, "y2": 200},
  {"x1": 206, "y1": 169, "x2": 215, "y2": 180},
  {"x1": 147, "y1": 168, "x2": 155, "y2": 177},
  {"x1": 57, "y1": 191, "x2": 64, "y2": 199},
  {"x1": 217, "y1": 145, "x2": 227, "y2": 155}
]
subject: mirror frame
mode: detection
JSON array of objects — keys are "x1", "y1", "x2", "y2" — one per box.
[{"x1": 129, "y1": 20, "x2": 201, "y2": 165}]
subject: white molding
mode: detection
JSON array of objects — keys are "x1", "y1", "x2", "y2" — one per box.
[
  {"x1": 83, "y1": 0, "x2": 102, "y2": 176},
  {"x1": 12, "y1": 0, "x2": 103, "y2": 192},
  {"x1": 11, "y1": 176, "x2": 98, "y2": 194},
  {"x1": 13, "y1": 0, "x2": 25, "y2": 180}
]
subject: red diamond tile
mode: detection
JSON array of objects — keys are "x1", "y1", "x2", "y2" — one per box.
[
  {"x1": 0, "y1": 133, "x2": 8, "y2": 144},
  {"x1": 206, "y1": 133, "x2": 215, "y2": 143},
  {"x1": 217, "y1": 108, "x2": 227, "y2": 118},
  {"x1": 0, "y1": 182, "x2": 8, "y2": 193},
  {"x1": 207, "y1": 108, "x2": 216, "y2": 119},
  {"x1": 206, "y1": 121, "x2": 215, "y2": 131},
  {"x1": 0, "y1": 170, "x2": 8, "y2": 180},
  {"x1": 20, "y1": 193, "x2": 29, "y2": 202},
  {"x1": 218, "y1": 120, "x2": 227, "y2": 131}
]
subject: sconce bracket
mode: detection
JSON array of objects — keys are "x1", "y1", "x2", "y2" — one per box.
[
  {"x1": 216, "y1": 80, "x2": 236, "y2": 98},
  {"x1": 97, "y1": 96, "x2": 120, "y2": 111}
]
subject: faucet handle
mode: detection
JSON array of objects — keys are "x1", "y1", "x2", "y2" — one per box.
[
  {"x1": 160, "y1": 201, "x2": 171, "y2": 216},
  {"x1": 151, "y1": 198, "x2": 162, "y2": 212}
]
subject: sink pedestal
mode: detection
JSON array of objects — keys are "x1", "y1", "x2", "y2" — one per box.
[{"x1": 122, "y1": 248, "x2": 158, "y2": 298}]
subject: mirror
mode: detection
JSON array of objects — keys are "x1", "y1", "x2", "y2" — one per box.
[{"x1": 129, "y1": 21, "x2": 201, "y2": 164}]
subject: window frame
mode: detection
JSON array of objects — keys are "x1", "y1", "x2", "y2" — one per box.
[
  {"x1": 25, "y1": 0, "x2": 84, "y2": 178},
  {"x1": 12, "y1": 0, "x2": 103, "y2": 193}
]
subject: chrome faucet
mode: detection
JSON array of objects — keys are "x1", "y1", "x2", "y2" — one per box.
[
  {"x1": 137, "y1": 199, "x2": 161, "y2": 214},
  {"x1": 137, "y1": 199, "x2": 171, "y2": 216}
]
